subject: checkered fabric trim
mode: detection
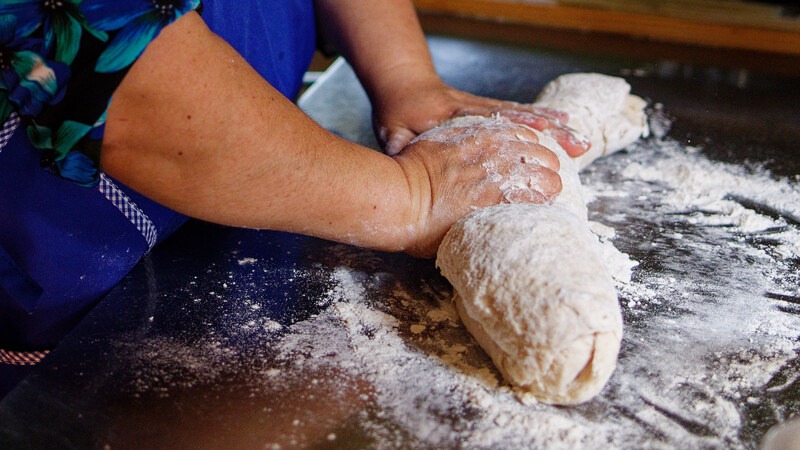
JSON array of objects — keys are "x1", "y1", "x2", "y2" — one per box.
[
  {"x1": 0, "y1": 348, "x2": 50, "y2": 366},
  {"x1": 98, "y1": 173, "x2": 158, "y2": 250},
  {"x1": 0, "y1": 112, "x2": 20, "y2": 152},
  {"x1": 0, "y1": 115, "x2": 156, "y2": 249}
]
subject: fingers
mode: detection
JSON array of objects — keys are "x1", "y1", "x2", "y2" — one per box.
[
  {"x1": 495, "y1": 109, "x2": 591, "y2": 158},
  {"x1": 377, "y1": 98, "x2": 589, "y2": 158},
  {"x1": 496, "y1": 108, "x2": 557, "y2": 130},
  {"x1": 492, "y1": 140, "x2": 562, "y2": 204},
  {"x1": 415, "y1": 116, "x2": 564, "y2": 204},
  {"x1": 547, "y1": 127, "x2": 591, "y2": 158},
  {"x1": 446, "y1": 118, "x2": 562, "y2": 173},
  {"x1": 502, "y1": 166, "x2": 562, "y2": 203},
  {"x1": 454, "y1": 102, "x2": 591, "y2": 158},
  {"x1": 529, "y1": 105, "x2": 569, "y2": 124},
  {"x1": 380, "y1": 127, "x2": 418, "y2": 156},
  {"x1": 499, "y1": 139, "x2": 560, "y2": 173}
]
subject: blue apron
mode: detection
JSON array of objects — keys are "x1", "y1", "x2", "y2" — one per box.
[{"x1": 0, "y1": 0, "x2": 317, "y2": 359}]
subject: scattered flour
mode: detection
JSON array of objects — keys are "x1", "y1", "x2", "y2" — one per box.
[
  {"x1": 622, "y1": 149, "x2": 800, "y2": 235},
  {"x1": 115, "y1": 109, "x2": 799, "y2": 448}
]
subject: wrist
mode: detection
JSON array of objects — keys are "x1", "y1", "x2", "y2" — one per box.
[
  {"x1": 332, "y1": 148, "x2": 428, "y2": 255},
  {"x1": 391, "y1": 152, "x2": 436, "y2": 257},
  {"x1": 366, "y1": 61, "x2": 443, "y2": 110}
]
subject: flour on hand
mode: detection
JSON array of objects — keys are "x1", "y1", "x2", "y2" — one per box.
[{"x1": 437, "y1": 73, "x2": 648, "y2": 404}]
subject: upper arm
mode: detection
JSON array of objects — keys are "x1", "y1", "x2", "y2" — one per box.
[{"x1": 101, "y1": 12, "x2": 308, "y2": 208}]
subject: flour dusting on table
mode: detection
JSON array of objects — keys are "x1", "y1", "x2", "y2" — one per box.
[
  {"x1": 254, "y1": 114, "x2": 797, "y2": 447},
  {"x1": 116, "y1": 109, "x2": 800, "y2": 448}
]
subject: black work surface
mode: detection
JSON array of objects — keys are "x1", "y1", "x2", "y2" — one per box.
[{"x1": 1, "y1": 36, "x2": 798, "y2": 449}]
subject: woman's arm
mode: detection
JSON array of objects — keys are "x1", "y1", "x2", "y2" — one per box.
[
  {"x1": 313, "y1": 0, "x2": 439, "y2": 113},
  {"x1": 313, "y1": 0, "x2": 590, "y2": 157},
  {"x1": 102, "y1": 12, "x2": 417, "y2": 251},
  {"x1": 101, "y1": 12, "x2": 560, "y2": 257}
]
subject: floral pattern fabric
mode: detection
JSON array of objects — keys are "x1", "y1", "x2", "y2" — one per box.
[{"x1": 0, "y1": 0, "x2": 201, "y2": 186}]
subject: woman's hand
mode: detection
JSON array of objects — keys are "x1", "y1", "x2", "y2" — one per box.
[
  {"x1": 394, "y1": 115, "x2": 562, "y2": 257},
  {"x1": 373, "y1": 76, "x2": 591, "y2": 159}
]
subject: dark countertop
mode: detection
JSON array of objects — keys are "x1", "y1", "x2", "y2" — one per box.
[{"x1": 1, "y1": 36, "x2": 798, "y2": 449}]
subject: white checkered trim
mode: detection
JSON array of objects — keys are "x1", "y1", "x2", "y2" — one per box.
[
  {"x1": 0, "y1": 348, "x2": 49, "y2": 366},
  {"x1": 98, "y1": 173, "x2": 158, "y2": 250},
  {"x1": 2, "y1": 113, "x2": 156, "y2": 249},
  {"x1": 0, "y1": 112, "x2": 20, "y2": 152}
]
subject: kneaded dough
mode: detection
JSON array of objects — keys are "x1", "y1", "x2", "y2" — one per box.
[
  {"x1": 439, "y1": 205, "x2": 622, "y2": 404},
  {"x1": 436, "y1": 73, "x2": 648, "y2": 404}
]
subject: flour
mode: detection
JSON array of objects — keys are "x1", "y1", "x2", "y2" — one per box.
[
  {"x1": 112, "y1": 107, "x2": 799, "y2": 447},
  {"x1": 590, "y1": 219, "x2": 639, "y2": 284},
  {"x1": 272, "y1": 264, "x2": 620, "y2": 448},
  {"x1": 622, "y1": 153, "x2": 800, "y2": 236},
  {"x1": 266, "y1": 124, "x2": 796, "y2": 447}
]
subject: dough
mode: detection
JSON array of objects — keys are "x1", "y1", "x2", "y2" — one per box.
[
  {"x1": 436, "y1": 73, "x2": 648, "y2": 404},
  {"x1": 762, "y1": 417, "x2": 800, "y2": 450},
  {"x1": 535, "y1": 73, "x2": 649, "y2": 171},
  {"x1": 439, "y1": 205, "x2": 622, "y2": 404}
]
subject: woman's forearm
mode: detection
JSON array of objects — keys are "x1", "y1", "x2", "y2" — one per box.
[
  {"x1": 313, "y1": 0, "x2": 440, "y2": 104},
  {"x1": 101, "y1": 13, "x2": 419, "y2": 251}
]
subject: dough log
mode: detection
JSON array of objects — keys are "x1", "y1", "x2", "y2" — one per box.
[{"x1": 436, "y1": 73, "x2": 648, "y2": 405}]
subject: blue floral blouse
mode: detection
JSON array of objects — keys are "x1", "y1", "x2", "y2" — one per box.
[{"x1": 0, "y1": 0, "x2": 201, "y2": 187}]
